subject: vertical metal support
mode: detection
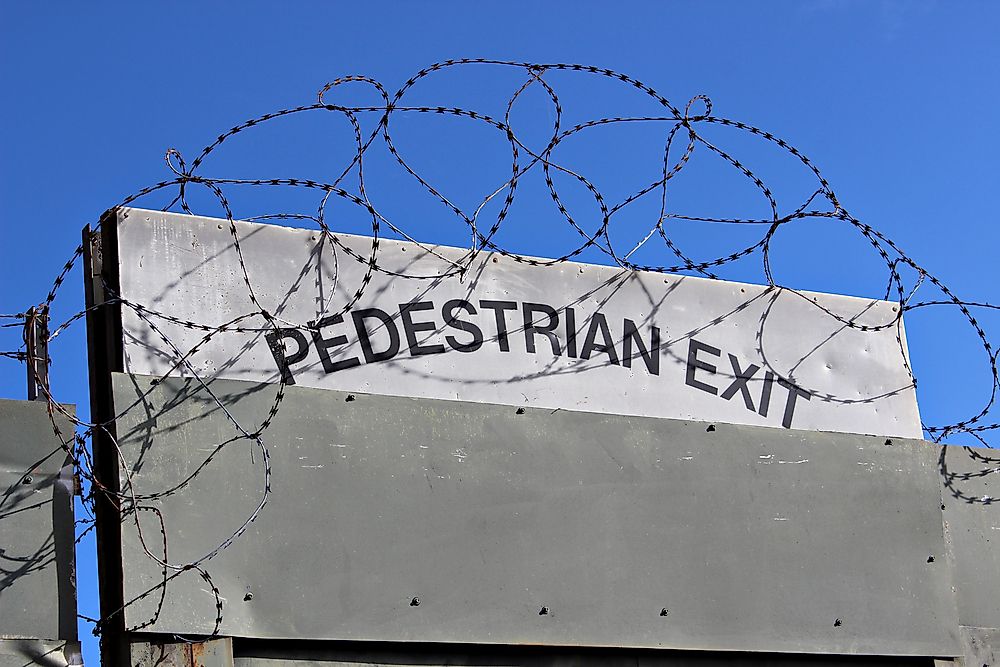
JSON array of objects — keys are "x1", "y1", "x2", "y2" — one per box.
[
  {"x1": 83, "y1": 213, "x2": 127, "y2": 667},
  {"x1": 24, "y1": 305, "x2": 49, "y2": 401}
]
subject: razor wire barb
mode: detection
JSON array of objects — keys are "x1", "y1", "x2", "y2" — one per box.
[{"x1": 2, "y1": 58, "x2": 999, "y2": 639}]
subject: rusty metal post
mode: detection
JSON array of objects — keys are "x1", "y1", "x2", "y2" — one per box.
[{"x1": 24, "y1": 305, "x2": 49, "y2": 401}]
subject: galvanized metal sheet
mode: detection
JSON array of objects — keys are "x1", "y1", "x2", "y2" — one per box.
[
  {"x1": 114, "y1": 208, "x2": 920, "y2": 439},
  {"x1": 0, "y1": 639, "x2": 82, "y2": 667},
  {"x1": 113, "y1": 373, "x2": 957, "y2": 656},
  {"x1": 938, "y1": 444, "x2": 1000, "y2": 629},
  {"x1": 0, "y1": 399, "x2": 77, "y2": 642},
  {"x1": 956, "y1": 626, "x2": 1000, "y2": 667}
]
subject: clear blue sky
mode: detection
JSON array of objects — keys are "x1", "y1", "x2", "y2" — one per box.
[{"x1": 2, "y1": 2, "x2": 998, "y2": 665}]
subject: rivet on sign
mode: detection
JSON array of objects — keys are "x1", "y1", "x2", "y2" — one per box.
[
  {"x1": 706, "y1": 424, "x2": 716, "y2": 432},
  {"x1": 492, "y1": 257, "x2": 498, "y2": 263},
  {"x1": 884, "y1": 438, "x2": 893, "y2": 446},
  {"x1": 941, "y1": 503, "x2": 946, "y2": 511},
  {"x1": 834, "y1": 618, "x2": 842, "y2": 627},
  {"x1": 538, "y1": 606, "x2": 549, "y2": 615},
  {"x1": 927, "y1": 555, "x2": 935, "y2": 563},
  {"x1": 410, "y1": 597, "x2": 420, "y2": 606},
  {"x1": 516, "y1": 407, "x2": 526, "y2": 415},
  {"x1": 659, "y1": 608, "x2": 669, "y2": 617},
  {"x1": 345, "y1": 394, "x2": 356, "y2": 402},
  {"x1": 243, "y1": 592, "x2": 253, "y2": 601},
  {"x1": 217, "y1": 223, "x2": 223, "y2": 229},
  {"x1": 22, "y1": 475, "x2": 33, "y2": 485}
]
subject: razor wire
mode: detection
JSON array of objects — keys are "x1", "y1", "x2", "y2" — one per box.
[{"x1": 1, "y1": 58, "x2": 998, "y2": 641}]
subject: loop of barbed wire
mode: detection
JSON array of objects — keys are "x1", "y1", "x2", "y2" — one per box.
[{"x1": 3, "y1": 59, "x2": 998, "y2": 640}]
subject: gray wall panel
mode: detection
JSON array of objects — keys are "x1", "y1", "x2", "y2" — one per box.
[
  {"x1": 0, "y1": 639, "x2": 81, "y2": 667},
  {"x1": 113, "y1": 374, "x2": 958, "y2": 657},
  {"x1": 939, "y1": 444, "x2": 1000, "y2": 629},
  {"x1": 0, "y1": 399, "x2": 77, "y2": 643},
  {"x1": 955, "y1": 626, "x2": 999, "y2": 667}
]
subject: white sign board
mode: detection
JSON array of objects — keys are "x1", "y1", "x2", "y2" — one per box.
[{"x1": 114, "y1": 208, "x2": 922, "y2": 438}]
